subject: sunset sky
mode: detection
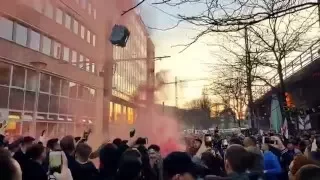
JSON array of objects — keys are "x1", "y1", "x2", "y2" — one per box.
[{"x1": 139, "y1": 1, "x2": 215, "y2": 107}]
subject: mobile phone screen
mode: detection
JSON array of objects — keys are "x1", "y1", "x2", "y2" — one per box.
[{"x1": 49, "y1": 151, "x2": 62, "y2": 174}]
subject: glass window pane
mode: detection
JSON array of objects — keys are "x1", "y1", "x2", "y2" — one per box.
[
  {"x1": 87, "y1": 30, "x2": 90, "y2": 43},
  {"x1": 15, "y1": 23, "x2": 27, "y2": 46},
  {"x1": 44, "y1": 1, "x2": 53, "y2": 19},
  {"x1": 63, "y1": 47, "x2": 70, "y2": 62},
  {"x1": 80, "y1": 25, "x2": 85, "y2": 39},
  {"x1": 61, "y1": 80, "x2": 69, "y2": 96},
  {"x1": 91, "y1": 63, "x2": 95, "y2": 74},
  {"x1": 73, "y1": 20, "x2": 78, "y2": 34},
  {"x1": 41, "y1": 36, "x2": 51, "y2": 56},
  {"x1": 9, "y1": 88, "x2": 24, "y2": 110},
  {"x1": 59, "y1": 97, "x2": 68, "y2": 114},
  {"x1": 65, "y1": 14, "x2": 71, "y2": 29},
  {"x1": 0, "y1": 86, "x2": 9, "y2": 108},
  {"x1": 79, "y1": 54, "x2": 84, "y2": 69},
  {"x1": 88, "y1": 3, "x2": 92, "y2": 15},
  {"x1": 71, "y1": 50, "x2": 77, "y2": 66},
  {"x1": 40, "y1": 73, "x2": 50, "y2": 92},
  {"x1": 26, "y1": 69, "x2": 37, "y2": 91},
  {"x1": 24, "y1": 91, "x2": 35, "y2": 111},
  {"x1": 92, "y1": 34, "x2": 96, "y2": 46},
  {"x1": 85, "y1": 58, "x2": 91, "y2": 72},
  {"x1": 56, "y1": 8, "x2": 63, "y2": 24},
  {"x1": 38, "y1": 93, "x2": 49, "y2": 112},
  {"x1": 12, "y1": 66, "x2": 25, "y2": 88},
  {"x1": 51, "y1": 77, "x2": 60, "y2": 95},
  {"x1": 49, "y1": 95, "x2": 59, "y2": 113},
  {"x1": 30, "y1": 30, "x2": 40, "y2": 51},
  {"x1": 0, "y1": 17, "x2": 13, "y2": 40},
  {"x1": 53, "y1": 41, "x2": 61, "y2": 59},
  {"x1": 93, "y1": 9, "x2": 96, "y2": 19},
  {"x1": 0, "y1": 62, "x2": 11, "y2": 86},
  {"x1": 69, "y1": 82, "x2": 77, "y2": 98}
]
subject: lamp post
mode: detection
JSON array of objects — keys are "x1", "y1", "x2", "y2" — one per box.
[{"x1": 30, "y1": 61, "x2": 47, "y2": 137}]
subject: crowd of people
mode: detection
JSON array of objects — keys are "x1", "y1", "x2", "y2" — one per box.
[{"x1": 0, "y1": 129, "x2": 320, "y2": 180}]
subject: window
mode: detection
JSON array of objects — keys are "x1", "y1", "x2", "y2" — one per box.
[
  {"x1": 24, "y1": 91, "x2": 35, "y2": 111},
  {"x1": 80, "y1": 25, "x2": 85, "y2": 39},
  {"x1": 79, "y1": 54, "x2": 84, "y2": 69},
  {"x1": 93, "y1": 9, "x2": 96, "y2": 19},
  {"x1": 85, "y1": 58, "x2": 91, "y2": 72},
  {"x1": 53, "y1": 41, "x2": 61, "y2": 59},
  {"x1": 65, "y1": 14, "x2": 71, "y2": 29},
  {"x1": 33, "y1": 0, "x2": 43, "y2": 13},
  {"x1": 0, "y1": 62, "x2": 11, "y2": 86},
  {"x1": 26, "y1": 70, "x2": 37, "y2": 91},
  {"x1": 87, "y1": 30, "x2": 91, "y2": 43},
  {"x1": 40, "y1": 73, "x2": 50, "y2": 92},
  {"x1": 63, "y1": 46, "x2": 70, "y2": 62},
  {"x1": 71, "y1": 50, "x2": 77, "y2": 66},
  {"x1": 73, "y1": 20, "x2": 78, "y2": 34},
  {"x1": 51, "y1": 77, "x2": 60, "y2": 95},
  {"x1": 29, "y1": 30, "x2": 40, "y2": 51},
  {"x1": 12, "y1": 66, "x2": 25, "y2": 88},
  {"x1": 15, "y1": 23, "x2": 27, "y2": 46},
  {"x1": 38, "y1": 93, "x2": 49, "y2": 112},
  {"x1": 88, "y1": 3, "x2": 92, "y2": 15},
  {"x1": 69, "y1": 82, "x2": 77, "y2": 98},
  {"x1": 0, "y1": 17, "x2": 13, "y2": 40},
  {"x1": 80, "y1": 0, "x2": 87, "y2": 9},
  {"x1": 56, "y1": 8, "x2": 63, "y2": 24},
  {"x1": 92, "y1": 34, "x2": 96, "y2": 46},
  {"x1": 44, "y1": 1, "x2": 53, "y2": 19},
  {"x1": 61, "y1": 80, "x2": 69, "y2": 96},
  {"x1": 41, "y1": 36, "x2": 52, "y2": 56},
  {"x1": 9, "y1": 88, "x2": 24, "y2": 110},
  {"x1": 0, "y1": 86, "x2": 9, "y2": 108},
  {"x1": 91, "y1": 63, "x2": 96, "y2": 73}
]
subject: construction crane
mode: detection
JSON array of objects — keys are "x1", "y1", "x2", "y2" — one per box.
[{"x1": 162, "y1": 77, "x2": 212, "y2": 107}]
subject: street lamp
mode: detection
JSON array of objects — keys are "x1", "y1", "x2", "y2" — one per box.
[{"x1": 30, "y1": 61, "x2": 47, "y2": 137}]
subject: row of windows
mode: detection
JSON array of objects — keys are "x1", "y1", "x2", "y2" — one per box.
[
  {"x1": 109, "y1": 102, "x2": 135, "y2": 124},
  {"x1": 0, "y1": 62, "x2": 96, "y2": 100},
  {"x1": 30, "y1": 0, "x2": 96, "y2": 47},
  {"x1": 74, "y1": 0, "x2": 97, "y2": 20},
  {"x1": 0, "y1": 62, "x2": 96, "y2": 117},
  {"x1": 0, "y1": 17, "x2": 96, "y2": 74}
]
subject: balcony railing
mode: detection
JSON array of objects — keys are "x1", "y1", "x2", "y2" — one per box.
[{"x1": 254, "y1": 39, "x2": 320, "y2": 100}]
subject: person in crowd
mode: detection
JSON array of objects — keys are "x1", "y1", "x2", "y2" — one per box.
[
  {"x1": 288, "y1": 154, "x2": 317, "y2": 180},
  {"x1": 294, "y1": 164, "x2": 320, "y2": 180},
  {"x1": 115, "y1": 156, "x2": 143, "y2": 180},
  {"x1": 99, "y1": 143, "x2": 119, "y2": 180},
  {"x1": 8, "y1": 138, "x2": 23, "y2": 156},
  {"x1": 223, "y1": 145, "x2": 250, "y2": 180},
  {"x1": 187, "y1": 138, "x2": 202, "y2": 157},
  {"x1": 243, "y1": 136, "x2": 264, "y2": 173},
  {"x1": 113, "y1": 138, "x2": 122, "y2": 147},
  {"x1": 24, "y1": 144, "x2": 47, "y2": 180},
  {"x1": 47, "y1": 138, "x2": 61, "y2": 151},
  {"x1": 60, "y1": 135, "x2": 80, "y2": 179},
  {"x1": 137, "y1": 145, "x2": 157, "y2": 180},
  {"x1": 49, "y1": 151, "x2": 74, "y2": 180},
  {"x1": 13, "y1": 136, "x2": 35, "y2": 179},
  {"x1": 229, "y1": 137, "x2": 243, "y2": 146},
  {"x1": 261, "y1": 143, "x2": 281, "y2": 180},
  {"x1": 310, "y1": 137, "x2": 320, "y2": 162},
  {"x1": 74, "y1": 143, "x2": 99, "y2": 180},
  {"x1": 201, "y1": 151, "x2": 224, "y2": 177},
  {"x1": 148, "y1": 144, "x2": 163, "y2": 180},
  {"x1": 0, "y1": 148, "x2": 22, "y2": 180},
  {"x1": 163, "y1": 151, "x2": 197, "y2": 180}
]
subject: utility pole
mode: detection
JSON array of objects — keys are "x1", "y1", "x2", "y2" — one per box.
[{"x1": 175, "y1": 76, "x2": 178, "y2": 107}]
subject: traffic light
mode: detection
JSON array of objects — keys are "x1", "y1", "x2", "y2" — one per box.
[{"x1": 109, "y1": 25, "x2": 130, "y2": 47}]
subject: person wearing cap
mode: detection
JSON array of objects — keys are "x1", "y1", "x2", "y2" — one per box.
[
  {"x1": 13, "y1": 136, "x2": 35, "y2": 179},
  {"x1": 163, "y1": 151, "x2": 198, "y2": 180}
]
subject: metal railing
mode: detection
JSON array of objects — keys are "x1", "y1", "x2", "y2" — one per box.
[{"x1": 254, "y1": 40, "x2": 320, "y2": 100}]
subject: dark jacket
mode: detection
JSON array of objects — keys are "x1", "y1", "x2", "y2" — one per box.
[
  {"x1": 74, "y1": 161, "x2": 100, "y2": 180},
  {"x1": 24, "y1": 160, "x2": 48, "y2": 180},
  {"x1": 13, "y1": 150, "x2": 29, "y2": 180},
  {"x1": 65, "y1": 153, "x2": 81, "y2": 179}
]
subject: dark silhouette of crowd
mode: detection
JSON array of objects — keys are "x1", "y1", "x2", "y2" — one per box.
[{"x1": 1, "y1": 130, "x2": 320, "y2": 180}]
